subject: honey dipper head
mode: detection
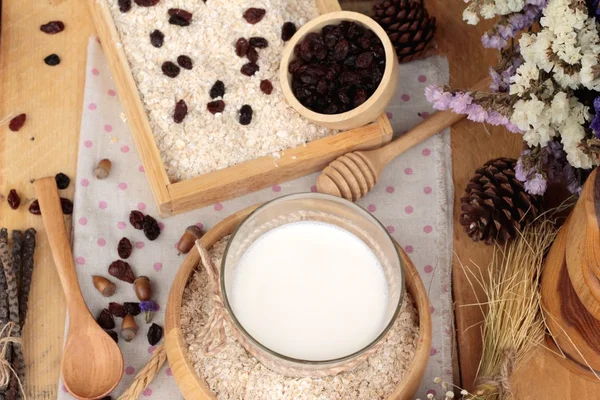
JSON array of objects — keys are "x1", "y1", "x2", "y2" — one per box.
[{"x1": 316, "y1": 153, "x2": 377, "y2": 202}]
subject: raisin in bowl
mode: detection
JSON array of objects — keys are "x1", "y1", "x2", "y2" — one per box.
[{"x1": 280, "y1": 11, "x2": 398, "y2": 130}]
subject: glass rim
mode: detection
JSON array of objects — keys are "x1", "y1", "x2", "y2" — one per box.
[{"x1": 220, "y1": 192, "x2": 405, "y2": 366}]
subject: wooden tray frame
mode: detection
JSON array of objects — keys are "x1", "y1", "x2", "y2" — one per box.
[{"x1": 86, "y1": 0, "x2": 393, "y2": 217}]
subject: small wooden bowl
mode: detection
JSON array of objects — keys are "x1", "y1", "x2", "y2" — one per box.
[
  {"x1": 165, "y1": 204, "x2": 431, "y2": 399},
  {"x1": 279, "y1": 11, "x2": 399, "y2": 130}
]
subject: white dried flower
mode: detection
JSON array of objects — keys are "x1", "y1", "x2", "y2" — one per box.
[
  {"x1": 445, "y1": 391, "x2": 455, "y2": 399},
  {"x1": 427, "y1": 394, "x2": 435, "y2": 399},
  {"x1": 550, "y1": 92, "x2": 569, "y2": 125},
  {"x1": 463, "y1": 8, "x2": 480, "y2": 24},
  {"x1": 460, "y1": 389, "x2": 469, "y2": 395},
  {"x1": 433, "y1": 377, "x2": 442, "y2": 384}
]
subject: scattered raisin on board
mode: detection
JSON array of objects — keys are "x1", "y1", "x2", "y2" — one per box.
[
  {"x1": 61, "y1": 198, "x2": 73, "y2": 215},
  {"x1": 7, "y1": 190, "x2": 20, "y2": 210},
  {"x1": 177, "y1": 55, "x2": 193, "y2": 70},
  {"x1": 243, "y1": 8, "x2": 266, "y2": 24},
  {"x1": 28, "y1": 200, "x2": 41, "y2": 215},
  {"x1": 235, "y1": 38, "x2": 249, "y2": 57},
  {"x1": 124, "y1": 302, "x2": 141, "y2": 316},
  {"x1": 118, "y1": 0, "x2": 132, "y2": 13},
  {"x1": 109, "y1": 302, "x2": 127, "y2": 318},
  {"x1": 9, "y1": 114, "x2": 26, "y2": 132},
  {"x1": 134, "y1": 0, "x2": 159, "y2": 6},
  {"x1": 118, "y1": 237, "x2": 133, "y2": 259},
  {"x1": 207, "y1": 100, "x2": 225, "y2": 114},
  {"x1": 249, "y1": 37, "x2": 268, "y2": 49},
  {"x1": 150, "y1": 29, "x2": 164, "y2": 48},
  {"x1": 142, "y1": 215, "x2": 161, "y2": 241},
  {"x1": 239, "y1": 105, "x2": 253, "y2": 125},
  {"x1": 109, "y1": 260, "x2": 135, "y2": 283},
  {"x1": 129, "y1": 210, "x2": 145, "y2": 229},
  {"x1": 209, "y1": 81, "x2": 225, "y2": 99},
  {"x1": 147, "y1": 323, "x2": 163, "y2": 346},
  {"x1": 260, "y1": 80, "x2": 273, "y2": 95},
  {"x1": 281, "y1": 22, "x2": 297, "y2": 41},
  {"x1": 168, "y1": 8, "x2": 193, "y2": 26},
  {"x1": 96, "y1": 309, "x2": 115, "y2": 330},
  {"x1": 161, "y1": 61, "x2": 180, "y2": 78},
  {"x1": 240, "y1": 62, "x2": 259, "y2": 76},
  {"x1": 55, "y1": 172, "x2": 70, "y2": 189},
  {"x1": 173, "y1": 99, "x2": 188, "y2": 123},
  {"x1": 105, "y1": 331, "x2": 118, "y2": 345},
  {"x1": 246, "y1": 47, "x2": 259, "y2": 63},
  {"x1": 44, "y1": 54, "x2": 61, "y2": 66},
  {"x1": 40, "y1": 21, "x2": 65, "y2": 34}
]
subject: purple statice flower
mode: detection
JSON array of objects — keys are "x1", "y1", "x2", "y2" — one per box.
[
  {"x1": 482, "y1": 33, "x2": 507, "y2": 49},
  {"x1": 526, "y1": 0, "x2": 548, "y2": 6},
  {"x1": 481, "y1": 5, "x2": 543, "y2": 49},
  {"x1": 449, "y1": 92, "x2": 473, "y2": 113},
  {"x1": 591, "y1": 0, "x2": 600, "y2": 19},
  {"x1": 515, "y1": 157, "x2": 528, "y2": 182},
  {"x1": 140, "y1": 300, "x2": 159, "y2": 323},
  {"x1": 486, "y1": 111, "x2": 510, "y2": 126},
  {"x1": 505, "y1": 122, "x2": 522, "y2": 133},
  {"x1": 590, "y1": 96, "x2": 600, "y2": 138},
  {"x1": 466, "y1": 103, "x2": 488, "y2": 122},
  {"x1": 524, "y1": 173, "x2": 547, "y2": 195},
  {"x1": 425, "y1": 86, "x2": 453, "y2": 110}
]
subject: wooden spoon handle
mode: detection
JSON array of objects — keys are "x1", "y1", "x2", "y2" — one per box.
[{"x1": 35, "y1": 177, "x2": 86, "y2": 311}]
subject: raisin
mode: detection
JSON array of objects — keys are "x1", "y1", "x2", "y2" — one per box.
[
  {"x1": 44, "y1": 54, "x2": 61, "y2": 66},
  {"x1": 207, "y1": 100, "x2": 225, "y2": 114},
  {"x1": 161, "y1": 61, "x2": 180, "y2": 78},
  {"x1": 260, "y1": 80, "x2": 273, "y2": 95},
  {"x1": 108, "y1": 260, "x2": 135, "y2": 283},
  {"x1": 177, "y1": 55, "x2": 193, "y2": 70},
  {"x1": 8, "y1": 114, "x2": 26, "y2": 132},
  {"x1": 249, "y1": 37, "x2": 268, "y2": 49},
  {"x1": 7, "y1": 190, "x2": 20, "y2": 210},
  {"x1": 150, "y1": 29, "x2": 164, "y2": 48},
  {"x1": 143, "y1": 215, "x2": 161, "y2": 241},
  {"x1": 147, "y1": 323, "x2": 163, "y2": 346},
  {"x1": 356, "y1": 51, "x2": 373, "y2": 68},
  {"x1": 173, "y1": 99, "x2": 188, "y2": 123},
  {"x1": 281, "y1": 22, "x2": 297, "y2": 41},
  {"x1": 106, "y1": 330, "x2": 119, "y2": 344},
  {"x1": 55, "y1": 173, "x2": 70, "y2": 189},
  {"x1": 316, "y1": 79, "x2": 328, "y2": 94},
  {"x1": 235, "y1": 38, "x2": 249, "y2": 57},
  {"x1": 109, "y1": 302, "x2": 127, "y2": 318},
  {"x1": 168, "y1": 8, "x2": 192, "y2": 26},
  {"x1": 246, "y1": 47, "x2": 259, "y2": 63},
  {"x1": 333, "y1": 39, "x2": 349, "y2": 60},
  {"x1": 354, "y1": 88, "x2": 368, "y2": 107},
  {"x1": 338, "y1": 88, "x2": 351, "y2": 104},
  {"x1": 134, "y1": 0, "x2": 159, "y2": 6},
  {"x1": 240, "y1": 62, "x2": 259, "y2": 76},
  {"x1": 129, "y1": 210, "x2": 145, "y2": 229},
  {"x1": 61, "y1": 198, "x2": 73, "y2": 215},
  {"x1": 288, "y1": 59, "x2": 304, "y2": 74},
  {"x1": 118, "y1": 237, "x2": 133, "y2": 259},
  {"x1": 239, "y1": 105, "x2": 253, "y2": 125},
  {"x1": 118, "y1": 0, "x2": 132, "y2": 12},
  {"x1": 40, "y1": 21, "x2": 65, "y2": 34},
  {"x1": 124, "y1": 302, "x2": 141, "y2": 316},
  {"x1": 28, "y1": 200, "x2": 41, "y2": 215},
  {"x1": 209, "y1": 81, "x2": 225, "y2": 99},
  {"x1": 243, "y1": 8, "x2": 266, "y2": 24},
  {"x1": 97, "y1": 309, "x2": 115, "y2": 330}
]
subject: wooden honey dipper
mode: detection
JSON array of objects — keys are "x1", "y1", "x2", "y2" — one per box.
[{"x1": 316, "y1": 77, "x2": 492, "y2": 201}]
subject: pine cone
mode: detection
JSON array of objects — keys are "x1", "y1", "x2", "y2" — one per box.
[
  {"x1": 460, "y1": 158, "x2": 542, "y2": 245},
  {"x1": 372, "y1": 0, "x2": 436, "y2": 63}
]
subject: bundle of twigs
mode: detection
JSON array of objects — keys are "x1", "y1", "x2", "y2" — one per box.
[{"x1": 0, "y1": 228, "x2": 37, "y2": 400}]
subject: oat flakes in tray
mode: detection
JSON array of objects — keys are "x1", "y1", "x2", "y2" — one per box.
[{"x1": 106, "y1": 0, "x2": 335, "y2": 182}]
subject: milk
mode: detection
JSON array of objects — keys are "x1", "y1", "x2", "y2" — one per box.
[{"x1": 230, "y1": 221, "x2": 388, "y2": 361}]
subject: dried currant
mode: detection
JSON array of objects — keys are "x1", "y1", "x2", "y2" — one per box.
[
  {"x1": 173, "y1": 99, "x2": 188, "y2": 124},
  {"x1": 150, "y1": 29, "x2": 164, "y2": 48},
  {"x1": 108, "y1": 260, "x2": 135, "y2": 283},
  {"x1": 117, "y1": 237, "x2": 133, "y2": 259},
  {"x1": 246, "y1": 47, "x2": 259, "y2": 63},
  {"x1": 168, "y1": 8, "x2": 193, "y2": 26},
  {"x1": 177, "y1": 55, "x2": 193, "y2": 70},
  {"x1": 235, "y1": 38, "x2": 250, "y2": 57},
  {"x1": 61, "y1": 198, "x2": 73, "y2": 215},
  {"x1": 129, "y1": 210, "x2": 145, "y2": 229},
  {"x1": 118, "y1": 0, "x2": 132, "y2": 12},
  {"x1": 7, "y1": 190, "x2": 20, "y2": 210},
  {"x1": 142, "y1": 215, "x2": 161, "y2": 241},
  {"x1": 9, "y1": 114, "x2": 26, "y2": 132},
  {"x1": 161, "y1": 61, "x2": 180, "y2": 78},
  {"x1": 109, "y1": 302, "x2": 127, "y2": 318},
  {"x1": 356, "y1": 51, "x2": 373, "y2": 68},
  {"x1": 97, "y1": 309, "x2": 115, "y2": 330},
  {"x1": 40, "y1": 21, "x2": 65, "y2": 34},
  {"x1": 106, "y1": 330, "x2": 118, "y2": 344},
  {"x1": 333, "y1": 39, "x2": 349, "y2": 61},
  {"x1": 147, "y1": 323, "x2": 163, "y2": 346},
  {"x1": 134, "y1": 0, "x2": 159, "y2": 6},
  {"x1": 207, "y1": 100, "x2": 225, "y2": 114},
  {"x1": 44, "y1": 54, "x2": 61, "y2": 66},
  {"x1": 243, "y1": 8, "x2": 266, "y2": 24},
  {"x1": 260, "y1": 80, "x2": 273, "y2": 95},
  {"x1": 239, "y1": 105, "x2": 253, "y2": 125},
  {"x1": 124, "y1": 302, "x2": 141, "y2": 316},
  {"x1": 209, "y1": 81, "x2": 225, "y2": 99},
  {"x1": 28, "y1": 200, "x2": 41, "y2": 215},
  {"x1": 281, "y1": 22, "x2": 297, "y2": 41},
  {"x1": 249, "y1": 37, "x2": 268, "y2": 49},
  {"x1": 55, "y1": 172, "x2": 70, "y2": 189},
  {"x1": 240, "y1": 62, "x2": 259, "y2": 76}
]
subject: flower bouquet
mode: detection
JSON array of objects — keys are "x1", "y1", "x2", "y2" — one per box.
[{"x1": 426, "y1": 0, "x2": 600, "y2": 195}]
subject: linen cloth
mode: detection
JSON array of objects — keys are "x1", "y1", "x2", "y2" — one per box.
[{"x1": 57, "y1": 37, "x2": 453, "y2": 399}]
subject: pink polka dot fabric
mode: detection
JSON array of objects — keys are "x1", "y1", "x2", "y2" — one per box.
[{"x1": 60, "y1": 38, "x2": 452, "y2": 399}]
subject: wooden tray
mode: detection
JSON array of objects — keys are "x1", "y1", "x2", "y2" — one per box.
[
  {"x1": 85, "y1": 0, "x2": 393, "y2": 217},
  {"x1": 164, "y1": 204, "x2": 432, "y2": 399}
]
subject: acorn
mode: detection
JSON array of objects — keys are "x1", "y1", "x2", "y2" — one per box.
[
  {"x1": 134, "y1": 276, "x2": 152, "y2": 301},
  {"x1": 94, "y1": 158, "x2": 112, "y2": 180},
  {"x1": 121, "y1": 314, "x2": 138, "y2": 342},
  {"x1": 93, "y1": 276, "x2": 116, "y2": 297},
  {"x1": 177, "y1": 225, "x2": 204, "y2": 255}
]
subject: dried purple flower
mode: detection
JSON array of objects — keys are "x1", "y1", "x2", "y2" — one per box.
[{"x1": 140, "y1": 300, "x2": 159, "y2": 323}]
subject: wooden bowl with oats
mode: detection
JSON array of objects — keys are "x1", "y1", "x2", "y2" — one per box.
[{"x1": 164, "y1": 204, "x2": 432, "y2": 400}]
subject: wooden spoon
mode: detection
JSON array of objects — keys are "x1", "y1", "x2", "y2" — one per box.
[
  {"x1": 316, "y1": 77, "x2": 492, "y2": 201},
  {"x1": 35, "y1": 177, "x2": 123, "y2": 399}
]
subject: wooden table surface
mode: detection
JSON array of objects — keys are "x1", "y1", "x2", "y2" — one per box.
[{"x1": 1, "y1": 0, "x2": 599, "y2": 399}]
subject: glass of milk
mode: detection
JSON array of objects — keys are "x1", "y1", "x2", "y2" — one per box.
[{"x1": 221, "y1": 193, "x2": 404, "y2": 377}]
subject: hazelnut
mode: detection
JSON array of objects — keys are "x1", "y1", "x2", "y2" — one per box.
[
  {"x1": 94, "y1": 159, "x2": 112, "y2": 180},
  {"x1": 93, "y1": 276, "x2": 116, "y2": 297},
  {"x1": 120, "y1": 314, "x2": 138, "y2": 342},
  {"x1": 134, "y1": 276, "x2": 152, "y2": 301},
  {"x1": 177, "y1": 225, "x2": 204, "y2": 255}
]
